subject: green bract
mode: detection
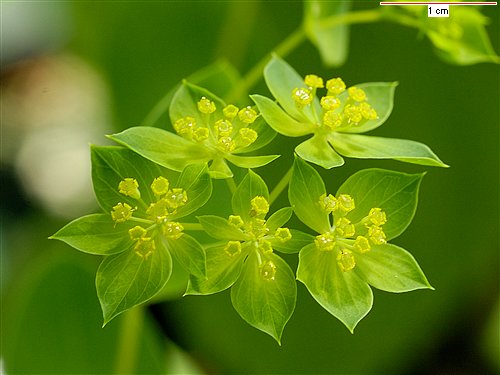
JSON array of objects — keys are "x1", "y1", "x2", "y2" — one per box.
[
  {"x1": 109, "y1": 81, "x2": 278, "y2": 179},
  {"x1": 289, "y1": 157, "x2": 433, "y2": 332},
  {"x1": 51, "y1": 146, "x2": 212, "y2": 324},
  {"x1": 252, "y1": 56, "x2": 448, "y2": 169},
  {"x1": 187, "y1": 170, "x2": 306, "y2": 344}
]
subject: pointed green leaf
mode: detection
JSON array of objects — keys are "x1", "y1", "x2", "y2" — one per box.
[
  {"x1": 232, "y1": 170, "x2": 269, "y2": 221},
  {"x1": 50, "y1": 214, "x2": 134, "y2": 255},
  {"x1": 266, "y1": 207, "x2": 293, "y2": 232},
  {"x1": 297, "y1": 243, "x2": 373, "y2": 332},
  {"x1": 91, "y1": 145, "x2": 173, "y2": 212},
  {"x1": 296, "y1": 135, "x2": 345, "y2": 169},
  {"x1": 164, "y1": 234, "x2": 206, "y2": 278},
  {"x1": 289, "y1": 156, "x2": 330, "y2": 233},
  {"x1": 108, "y1": 127, "x2": 212, "y2": 172},
  {"x1": 186, "y1": 244, "x2": 247, "y2": 295},
  {"x1": 209, "y1": 157, "x2": 233, "y2": 179},
  {"x1": 331, "y1": 133, "x2": 448, "y2": 167},
  {"x1": 336, "y1": 169, "x2": 424, "y2": 240},
  {"x1": 226, "y1": 154, "x2": 280, "y2": 169},
  {"x1": 169, "y1": 81, "x2": 226, "y2": 127},
  {"x1": 355, "y1": 244, "x2": 433, "y2": 293},
  {"x1": 264, "y1": 56, "x2": 321, "y2": 124},
  {"x1": 197, "y1": 215, "x2": 247, "y2": 241},
  {"x1": 251, "y1": 94, "x2": 314, "y2": 137},
  {"x1": 96, "y1": 240, "x2": 172, "y2": 324},
  {"x1": 230, "y1": 251, "x2": 297, "y2": 344},
  {"x1": 336, "y1": 82, "x2": 398, "y2": 134},
  {"x1": 270, "y1": 229, "x2": 314, "y2": 254},
  {"x1": 170, "y1": 163, "x2": 212, "y2": 220},
  {"x1": 304, "y1": 1, "x2": 352, "y2": 67}
]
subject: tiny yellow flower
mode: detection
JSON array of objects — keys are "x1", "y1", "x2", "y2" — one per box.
[
  {"x1": 217, "y1": 136, "x2": 236, "y2": 152},
  {"x1": 337, "y1": 194, "x2": 355, "y2": 213},
  {"x1": 174, "y1": 116, "x2": 196, "y2": 135},
  {"x1": 292, "y1": 87, "x2": 313, "y2": 108},
  {"x1": 238, "y1": 106, "x2": 258, "y2": 124},
  {"x1": 193, "y1": 127, "x2": 209, "y2": 142},
  {"x1": 348, "y1": 86, "x2": 367, "y2": 102},
  {"x1": 250, "y1": 196, "x2": 270, "y2": 216},
  {"x1": 320, "y1": 95, "x2": 341, "y2": 111},
  {"x1": 163, "y1": 221, "x2": 184, "y2": 239},
  {"x1": 326, "y1": 78, "x2": 346, "y2": 95},
  {"x1": 368, "y1": 225, "x2": 387, "y2": 245},
  {"x1": 274, "y1": 227, "x2": 292, "y2": 242},
  {"x1": 129, "y1": 225, "x2": 147, "y2": 240},
  {"x1": 228, "y1": 215, "x2": 245, "y2": 228},
  {"x1": 259, "y1": 239, "x2": 273, "y2": 254},
  {"x1": 337, "y1": 249, "x2": 356, "y2": 272},
  {"x1": 260, "y1": 260, "x2": 276, "y2": 281},
  {"x1": 335, "y1": 217, "x2": 355, "y2": 238},
  {"x1": 224, "y1": 240, "x2": 242, "y2": 256},
  {"x1": 197, "y1": 96, "x2": 216, "y2": 114},
  {"x1": 304, "y1": 74, "x2": 324, "y2": 88},
  {"x1": 165, "y1": 188, "x2": 188, "y2": 209},
  {"x1": 215, "y1": 119, "x2": 233, "y2": 137},
  {"x1": 359, "y1": 102, "x2": 378, "y2": 120},
  {"x1": 354, "y1": 236, "x2": 371, "y2": 253},
  {"x1": 146, "y1": 199, "x2": 169, "y2": 221},
  {"x1": 368, "y1": 207, "x2": 387, "y2": 226},
  {"x1": 248, "y1": 218, "x2": 269, "y2": 238},
  {"x1": 344, "y1": 104, "x2": 363, "y2": 125},
  {"x1": 238, "y1": 128, "x2": 258, "y2": 147},
  {"x1": 118, "y1": 178, "x2": 141, "y2": 200},
  {"x1": 315, "y1": 232, "x2": 336, "y2": 251},
  {"x1": 223, "y1": 104, "x2": 239, "y2": 119},
  {"x1": 134, "y1": 237, "x2": 155, "y2": 259},
  {"x1": 150, "y1": 176, "x2": 169, "y2": 197},
  {"x1": 111, "y1": 203, "x2": 134, "y2": 223},
  {"x1": 319, "y1": 193, "x2": 338, "y2": 213},
  {"x1": 323, "y1": 111, "x2": 343, "y2": 129}
]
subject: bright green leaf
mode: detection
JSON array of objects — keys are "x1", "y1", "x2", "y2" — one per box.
[
  {"x1": 209, "y1": 157, "x2": 233, "y2": 179},
  {"x1": 185, "y1": 244, "x2": 247, "y2": 295},
  {"x1": 251, "y1": 94, "x2": 314, "y2": 137},
  {"x1": 232, "y1": 170, "x2": 269, "y2": 222},
  {"x1": 230, "y1": 251, "x2": 297, "y2": 344},
  {"x1": 50, "y1": 214, "x2": 134, "y2": 255},
  {"x1": 270, "y1": 229, "x2": 314, "y2": 254},
  {"x1": 96, "y1": 240, "x2": 172, "y2": 324},
  {"x1": 297, "y1": 243, "x2": 373, "y2": 332},
  {"x1": 304, "y1": 1, "x2": 352, "y2": 67},
  {"x1": 336, "y1": 82, "x2": 398, "y2": 134},
  {"x1": 289, "y1": 156, "x2": 330, "y2": 233},
  {"x1": 226, "y1": 154, "x2": 280, "y2": 169},
  {"x1": 296, "y1": 135, "x2": 345, "y2": 169},
  {"x1": 264, "y1": 55, "x2": 320, "y2": 124},
  {"x1": 355, "y1": 244, "x2": 433, "y2": 293},
  {"x1": 108, "y1": 127, "x2": 212, "y2": 172},
  {"x1": 331, "y1": 133, "x2": 448, "y2": 167},
  {"x1": 336, "y1": 168, "x2": 424, "y2": 240},
  {"x1": 266, "y1": 207, "x2": 293, "y2": 232},
  {"x1": 197, "y1": 215, "x2": 247, "y2": 241},
  {"x1": 164, "y1": 234, "x2": 206, "y2": 279},
  {"x1": 90, "y1": 145, "x2": 173, "y2": 212},
  {"x1": 170, "y1": 163, "x2": 212, "y2": 220}
]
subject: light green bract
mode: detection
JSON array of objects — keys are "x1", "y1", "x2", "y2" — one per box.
[
  {"x1": 252, "y1": 56, "x2": 448, "y2": 169},
  {"x1": 109, "y1": 81, "x2": 278, "y2": 179},
  {"x1": 187, "y1": 170, "x2": 309, "y2": 344},
  {"x1": 289, "y1": 157, "x2": 433, "y2": 332},
  {"x1": 51, "y1": 146, "x2": 212, "y2": 324}
]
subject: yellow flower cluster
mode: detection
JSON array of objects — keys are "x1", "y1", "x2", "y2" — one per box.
[
  {"x1": 292, "y1": 74, "x2": 378, "y2": 130},
  {"x1": 110, "y1": 176, "x2": 188, "y2": 259},
  {"x1": 173, "y1": 97, "x2": 259, "y2": 153},
  {"x1": 315, "y1": 193, "x2": 388, "y2": 272}
]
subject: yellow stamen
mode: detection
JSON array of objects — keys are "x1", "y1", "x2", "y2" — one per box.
[
  {"x1": 150, "y1": 176, "x2": 169, "y2": 197},
  {"x1": 228, "y1": 215, "x2": 244, "y2": 228},
  {"x1": 292, "y1": 87, "x2": 313, "y2": 108},
  {"x1": 163, "y1": 221, "x2": 184, "y2": 239},
  {"x1": 197, "y1": 96, "x2": 216, "y2": 114},
  {"x1": 335, "y1": 217, "x2": 355, "y2": 238},
  {"x1": 274, "y1": 227, "x2": 292, "y2": 242},
  {"x1": 368, "y1": 207, "x2": 387, "y2": 226},
  {"x1": 238, "y1": 106, "x2": 258, "y2": 124},
  {"x1": 260, "y1": 260, "x2": 276, "y2": 281},
  {"x1": 354, "y1": 236, "x2": 371, "y2": 253},
  {"x1": 337, "y1": 194, "x2": 355, "y2": 213},
  {"x1": 348, "y1": 87, "x2": 367, "y2": 102},
  {"x1": 223, "y1": 104, "x2": 239, "y2": 119},
  {"x1": 368, "y1": 225, "x2": 387, "y2": 245},
  {"x1": 337, "y1": 249, "x2": 356, "y2": 272},
  {"x1": 319, "y1": 193, "x2": 338, "y2": 213},
  {"x1": 129, "y1": 226, "x2": 147, "y2": 240},
  {"x1": 250, "y1": 196, "x2": 269, "y2": 216},
  {"x1": 118, "y1": 178, "x2": 141, "y2": 200},
  {"x1": 315, "y1": 232, "x2": 336, "y2": 252},
  {"x1": 304, "y1": 74, "x2": 324, "y2": 88},
  {"x1": 326, "y1": 78, "x2": 346, "y2": 95},
  {"x1": 111, "y1": 203, "x2": 134, "y2": 223},
  {"x1": 224, "y1": 240, "x2": 242, "y2": 256},
  {"x1": 320, "y1": 96, "x2": 341, "y2": 111}
]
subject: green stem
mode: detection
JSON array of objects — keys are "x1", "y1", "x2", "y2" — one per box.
[
  {"x1": 114, "y1": 306, "x2": 144, "y2": 375},
  {"x1": 269, "y1": 166, "x2": 293, "y2": 205},
  {"x1": 130, "y1": 216, "x2": 154, "y2": 225},
  {"x1": 226, "y1": 177, "x2": 237, "y2": 194},
  {"x1": 180, "y1": 222, "x2": 204, "y2": 231}
]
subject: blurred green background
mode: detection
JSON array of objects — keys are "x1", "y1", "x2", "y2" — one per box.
[{"x1": 1, "y1": 1, "x2": 498, "y2": 374}]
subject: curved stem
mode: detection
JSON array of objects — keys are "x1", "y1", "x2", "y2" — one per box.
[
  {"x1": 226, "y1": 177, "x2": 237, "y2": 194},
  {"x1": 114, "y1": 306, "x2": 144, "y2": 374},
  {"x1": 180, "y1": 222, "x2": 204, "y2": 231},
  {"x1": 269, "y1": 166, "x2": 293, "y2": 205}
]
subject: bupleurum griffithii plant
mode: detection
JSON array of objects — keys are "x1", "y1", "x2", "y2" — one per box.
[{"x1": 51, "y1": 2, "x2": 498, "y2": 344}]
